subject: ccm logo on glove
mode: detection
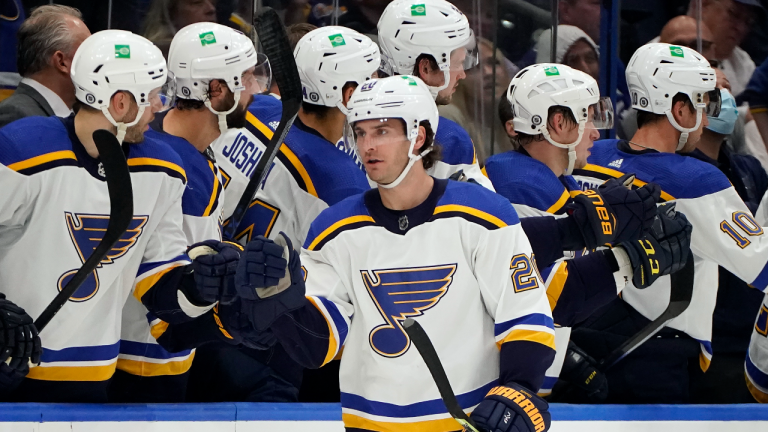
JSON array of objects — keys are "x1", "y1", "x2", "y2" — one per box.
[{"x1": 486, "y1": 386, "x2": 546, "y2": 432}]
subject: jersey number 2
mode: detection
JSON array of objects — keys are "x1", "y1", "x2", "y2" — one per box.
[
  {"x1": 720, "y1": 211, "x2": 763, "y2": 249},
  {"x1": 510, "y1": 254, "x2": 540, "y2": 293}
]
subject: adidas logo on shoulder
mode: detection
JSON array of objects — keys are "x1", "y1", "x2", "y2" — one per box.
[
  {"x1": 268, "y1": 121, "x2": 279, "y2": 131},
  {"x1": 608, "y1": 159, "x2": 624, "y2": 169}
]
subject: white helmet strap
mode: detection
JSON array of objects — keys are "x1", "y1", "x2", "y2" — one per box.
[
  {"x1": 665, "y1": 108, "x2": 702, "y2": 150},
  {"x1": 540, "y1": 121, "x2": 586, "y2": 176},
  {"x1": 204, "y1": 89, "x2": 242, "y2": 134},
  {"x1": 426, "y1": 69, "x2": 451, "y2": 99},
  {"x1": 100, "y1": 103, "x2": 146, "y2": 145},
  {"x1": 376, "y1": 133, "x2": 432, "y2": 190},
  {"x1": 336, "y1": 100, "x2": 351, "y2": 116}
]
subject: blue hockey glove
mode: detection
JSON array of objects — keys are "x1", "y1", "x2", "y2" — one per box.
[
  {"x1": 236, "y1": 233, "x2": 308, "y2": 331},
  {"x1": 471, "y1": 382, "x2": 551, "y2": 432},
  {"x1": 187, "y1": 240, "x2": 243, "y2": 305},
  {"x1": 212, "y1": 300, "x2": 277, "y2": 350}
]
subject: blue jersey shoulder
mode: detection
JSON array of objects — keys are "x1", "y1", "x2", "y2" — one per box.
[
  {"x1": 485, "y1": 151, "x2": 570, "y2": 214},
  {"x1": 247, "y1": 94, "x2": 283, "y2": 127},
  {"x1": 303, "y1": 192, "x2": 372, "y2": 251},
  {"x1": 148, "y1": 129, "x2": 219, "y2": 217},
  {"x1": 435, "y1": 181, "x2": 520, "y2": 228},
  {"x1": 586, "y1": 139, "x2": 731, "y2": 199},
  {"x1": 129, "y1": 130, "x2": 187, "y2": 184},
  {"x1": 0, "y1": 116, "x2": 75, "y2": 172},
  {"x1": 435, "y1": 116, "x2": 476, "y2": 166}
]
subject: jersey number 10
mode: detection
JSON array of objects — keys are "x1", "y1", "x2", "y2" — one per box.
[{"x1": 720, "y1": 211, "x2": 764, "y2": 249}]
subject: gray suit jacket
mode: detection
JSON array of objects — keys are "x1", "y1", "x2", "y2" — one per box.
[{"x1": 0, "y1": 83, "x2": 55, "y2": 129}]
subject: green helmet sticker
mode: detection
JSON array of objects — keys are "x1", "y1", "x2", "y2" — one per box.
[
  {"x1": 400, "y1": 76, "x2": 418, "y2": 86},
  {"x1": 115, "y1": 45, "x2": 131, "y2": 59},
  {"x1": 199, "y1": 31, "x2": 217, "y2": 46},
  {"x1": 669, "y1": 46, "x2": 685, "y2": 58},
  {"x1": 411, "y1": 4, "x2": 427, "y2": 16},
  {"x1": 544, "y1": 66, "x2": 560, "y2": 76},
  {"x1": 329, "y1": 34, "x2": 346, "y2": 47}
]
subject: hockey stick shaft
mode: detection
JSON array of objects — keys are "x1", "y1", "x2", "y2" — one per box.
[
  {"x1": 224, "y1": 8, "x2": 302, "y2": 240},
  {"x1": 34, "y1": 130, "x2": 134, "y2": 332},
  {"x1": 403, "y1": 318, "x2": 480, "y2": 432},
  {"x1": 598, "y1": 253, "x2": 695, "y2": 371}
]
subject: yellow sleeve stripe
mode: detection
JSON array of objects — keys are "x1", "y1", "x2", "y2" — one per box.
[
  {"x1": 546, "y1": 189, "x2": 570, "y2": 214},
  {"x1": 433, "y1": 204, "x2": 507, "y2": 228},
  {"x1": 581, "y1": 164, "x2": 675, "y2": 201},
  {"x1": 307, "y1": 296, "x2": 338, "y2": 367},
  {"x1": 481, "y1": 166, "x2": 489, "y2": 177},
  {"x1": 116, "y1": 352, "x2": 195, "y2": 377},
  {"x1": 245, "y1": 111, "x2": 318, "y2": 198},
  {"x1": 202, "y1": 160, "x2": 220, "y2": 217},
  {"x1": 307, "y1": 215, "x2": 376, "y2": 251},
  {"x1": 746, "y1": 373, "x2": 768, "y2": 403},
  {"x1": 700, "y1": 352, "x2": 711, "y2": 372},
  {"x1": 342, "y1": 413, "x2": 473, "y2": 432},
  {"x1": 127, "y1": 157, "x2": 187, "y2": 182},
  {"x1": 133, "y1": 262, "x2": 187, "y2": 301},
  {"x1": 27, "y1": 363, "x2": 117, "y2": 382},
  {"x1": 150, "y1": 321, "x2": 170, "y2": 340},
  {"x1": 496, "y1": 329, "x2": 556, "y2": 350},
  {"x1": 7, "y1": 150, "x2": 77, "y2": 172},
  {"x1": 472, "y1": 143, "x2": 478, "y2": 165},
  {"x1": 545, "y1": 262, "x2": 569, "y2": 312}
]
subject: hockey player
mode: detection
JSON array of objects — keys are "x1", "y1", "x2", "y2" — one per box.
[
  {"x1": 486, "y1": 63, "x2": 693, "y2": 399},
  {"x1": 110, "y1": 22, "x2": 265, "y2": 402},
  {"x1": 377, "y1": 0, "x2": 492, "y2": 188},
  {"x1": 0, "y1": 30, "x2": 264, "y2": 402},
  {"x1": 235, "y1": 75, "x2": 555, "y2": 432},
  {"x1": 571, "y1": 43, "x2": 768, "y2": 403},
  {"x1": 0, "y1": 293, "x2": 41, "y2": 398}
]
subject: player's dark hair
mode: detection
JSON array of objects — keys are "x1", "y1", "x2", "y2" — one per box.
[
  {"x1": 412, "y1": 54, "x2": 440, "y2": 78},
  {"x1": 636, "y1": 93, "x2": 695, "y2": 129},
  {"x1": 287, "y1": 23, "x2": 318, "y2": 51},
  {"x1": 512, "y1": 105, "x2": 578, "y2": 148},
  {"x1": 301, "y1": 81, "x2": 358, "y2": 119},
  {"x1": 419, "y1": 120, "x2": 441, "y2": 170},
  {"x1": 175, "y1": 79, "x2": 232, "y2": 111}
]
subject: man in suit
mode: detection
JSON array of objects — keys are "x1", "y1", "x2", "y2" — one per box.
[{"x1": 0, "y1": 4, "x2": 90, "y2": 128}]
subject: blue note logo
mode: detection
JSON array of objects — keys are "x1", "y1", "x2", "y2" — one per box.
[
  {"x1": 58, "y1": 212, "x2": 148, "y2": 302},
  {"x1": 362, "y1": 264, "x2": 456, "y2": 358}
]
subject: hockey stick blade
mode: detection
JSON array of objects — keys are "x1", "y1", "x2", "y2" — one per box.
[
  {"x1": 34, "y1": 130, "x2": 134, "y2": 332},
  {"x1": 598, "y1": 253, "x2": 694, "y2": 371},
  {"x1": 403, "y1": 318, "x2": 480, "y2": 432},
  {"x1": 224, "y1": 7, "x2": 302, "y2": 240}
]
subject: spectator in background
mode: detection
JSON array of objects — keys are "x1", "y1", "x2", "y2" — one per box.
[
  {"x1": 743, "y1": 58, "x2": 768, "y2": 170},
  {"x1": 142, "y1": 0, "x2": 216, "y2": 53},
  {"x1": 0, "y1": 5, "x2": 90, "y2": 128},
  {"x1": 658, "y1": 15, "x2": 716, "y2": 61},
  {"x1": 535, "y1": 25, "x2": 599, "y2": 80},
  {"x1": 558, "y1": 0, "x2": 602, "y2": 43},
  {"x1": 0, "y1": 0, "x2": 25, "y2": 102}
]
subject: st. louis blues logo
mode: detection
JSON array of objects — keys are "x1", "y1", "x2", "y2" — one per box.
[
  {"x1": 362, "y1": 264, "x2": 456, "y2": 358},
  {"x1": 58, "y1": 212, "x2": 148, "y2": 301}
]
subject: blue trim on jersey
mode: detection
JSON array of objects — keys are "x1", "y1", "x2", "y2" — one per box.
[
  {"x1": 340, "y1": 381, "x2": 496, "y2": 418},
  {"x1": 437, "y1": 181, "x2": 520, "y2": 226},
  {"x1": 494, "y1": 314, "x2": 555, "y2": 337},
  {"x1": 137, "y1": 254, "x2": 189, "y2": 278},
  {"x1": 435, "y1": 116, "x2": 476, "y2": 165},
  {"x1": 0, "y1": 116, "x2": 73, "y2": 168},
  {"x1": 317, "y1": 296, "x2": 349, "y2": 346},
  {"x1": 694, "y1": 339, "x2": 714, "y2": 356},
  {"x1": 485, "y1": 151, "x2": 571, "y2": 213},
  {"x1": 747, "y1": 353, "x2": 768, "y2": 388},
  {"x1": 247, "y1": 94, "x2": 283, "y2": 125},
  {"x1": 40, "y1": 342, "x2": 120, "y2": 363},
  {"x1": 752, "y1": 260, "x2": 768, "y2": 292},
  {"x1": 587, "y1": 140, "x2": 732, "y2": 199},
  {"x1": 540, "y1": 376, "x2": 558, "y2": 390},
  {"x1": 303, "y1": 194, "x2": 372, "y2": 250},
  {"x1": 119, "y1": 340, "x2": 192, "y2": 360}
]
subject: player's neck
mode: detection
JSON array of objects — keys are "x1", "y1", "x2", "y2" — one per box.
[
  {"x1": 524, "y1": 141, "x2": 567, "y2": 176},
  {"x1": 695, "y1": 131, "x2": 723, "y2": 161},
  {"x1": 630, "y1": 124, "x2": 678, "y2": 153},
  {"x1": 378, "y1": 166, "x2": 434, "y2": 211},
  {"x1": 299, "y1": 107, "x2": 345, "y2": 144},
  {"x1": 163, "y1": 108, "x2": 220, "y2": 153},
  {"x1": 74, "y1": 110, "x2": 117, "y2": 158}
]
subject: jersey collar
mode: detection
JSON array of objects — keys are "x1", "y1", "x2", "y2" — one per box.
[{"x1": 364, "y1": 178, "x2": 448, "y2": 235}]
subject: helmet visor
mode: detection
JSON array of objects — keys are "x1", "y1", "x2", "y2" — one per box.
[
  {"x1": 461, "y1": 30, "x2": 480, "y2": 70},
  {"x1": 703, "y1": 88, "x2": 722, "y2": 117},
  {"x1": 586, "y1": 97, "x2": 614, "y2": 130},
  {"x1": 149, "y1": 71, "x2": 177, "y2": 113},
  {"x1": 246, "y1": 52, "x2": 272, "y2": 95}
]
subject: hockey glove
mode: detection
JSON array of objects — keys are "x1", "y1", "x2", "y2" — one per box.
[
  {"x1": 471, "y1": 381, "x2": 550, "y2": 432},
  {"x1": 236, "y1": 233, "x2": 308, "y2": 331},
  {"x1": 620, "y1": 203, "x2": 692, "y2": 289},
  {"x1": 0, "y1": 294, "x2": 41, "y2": 397},
  {"x1": 559, "y1": 341, "x2": 608, "y2": 403},
  {"x1": 211, "y1": 300, "x2": 278, "y2": 350},
  {"x1": 187, "y1": 240, "x2": 243, "y2": 305},
  {"x1": 598, "y1": 174, "x2": 660, "y2": 244}
]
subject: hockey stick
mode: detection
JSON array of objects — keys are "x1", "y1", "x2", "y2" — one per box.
[
  {"x1": 224, "y1": 7, "x2": 302, "y2": 240},
  {"x1": 34, "y1": 130, "x2": 134, "y2": 332},
  {"x1": 597, "y1": 253, "x2": 695, "y2": 371},
  {"x1": 403, "y1": 318, "x2": 480, "y2": 432}
]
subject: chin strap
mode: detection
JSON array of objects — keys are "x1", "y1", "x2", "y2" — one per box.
[
  {"x1": 205, "y1": 91, "x2": 242, "y2": 135},
  {"x1": 101, "y1": 105, "x2": 146, "y2": 145},
  {"x1": 665, "y1": 108, "x2": 703, "y2": 151},
  {"x1": 426, "y1": 69, "x2": 452, "y2": 100},
  {"x1": 540, "y1": 121, "x2": 585, "y2": 176}
]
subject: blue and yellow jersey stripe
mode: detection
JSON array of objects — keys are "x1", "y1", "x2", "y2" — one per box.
[
  {"x1": 431, "y1": 204, "x2": 510, "y2": 230},
  {"x1": 27, "y1": 342, "x2": 120, "y2": 382},
  {"x1": 575, "y1": 164, "x2": 676, "y2": 202},
  {"x1": 494, "y1": 314, "x2": 556, "y2": 351},
  {"x1": 306, "y1": 214, "x2": 376, "y2": 251},
  {"x1": 116, "y1": 341, "x2": 194, "y2": 377},
  {"x1": 307, "y1": 295, "x2": 350, "y2": 366},
  {"x1": 133, "y1": 255, "x2": 190, "y2": 301},
  {"x1": 6, "y1": 150, "x2": 79, "y2": 175},
  {"x1": 546, "y1": 189, "x2": 571, "y2": 214},
  {"x1": 746, "y1": 352, "x2": 768, "y2": 403},
  {"x1": 127, "y1": 157, "x2": 187, "y2": 184},
  {"x1": 540, "y1": 261, "x2": 569, "y2": 313}
]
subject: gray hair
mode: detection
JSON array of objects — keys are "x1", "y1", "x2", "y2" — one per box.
[
  {"x1": 17, "y1": 5, "x2": 83, "y2": 77},
  {"x1": 142, "y1": 0, "x2": 177, "y2": 45}
]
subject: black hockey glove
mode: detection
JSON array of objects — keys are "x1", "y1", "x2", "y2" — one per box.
[
  {"x1": 559, "y1": 341, "x2": 608, "y2": 403},
  {"x1": 0, "y1": 294, "x2": 41, "y2": 397},
  {"x1": 620, "y1": 203, "x2": 692, "y2": 289},
  {"x1": 598, "y1": 174, "x2": 660, "y2": 244},
  {"x1": 186, "y1": 240, "x2": 243, "y2": 304},
  {"x1": 211, "y1": 300, "x2": 278, "y2": 350},
  {"x1": 448, "y1": 169, "x2": 479, "y2": 185},
  {"x1": 235, "y1": 233, "x2": 308, "y2": 331},
  {"x1": 472, "y1": 381, "x2": 550, "y2": 432}
]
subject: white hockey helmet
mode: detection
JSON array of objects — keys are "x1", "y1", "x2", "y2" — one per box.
[
  {"x1": 507, "y1": 63, "x2": 613, "y2": 175},
  {"x1": 377, "y1": 0, "x2": 479, "y2": 98},
  {"x1": 71, "y1": 30, "x2": 175, "y2": 143},
  {"x1": 626, "y1": 43, "x2": 720, "y2": 150},
  {"x1": 347, "y1": 75, "x2": 439, "y2": 189},
  {"x1": 294, "y1": 26, "x2": 380, "y2": 114},
  {"x1": 168, "y1": 22, "x2": 263, "y2": 133}
]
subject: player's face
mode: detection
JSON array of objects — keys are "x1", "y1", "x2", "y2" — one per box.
[
  {"x1": 354, "y1": 118, "x2": 411, "y2": 184},
  {"x1": 435, "y1": 48, "x2": 468, "y2": 105},
  {"x1": 123, "y1": 97, "x2": 155, "y2": 144},
  {"x1": 575, "y1": 107, "x2": 600, "y2": 169}
]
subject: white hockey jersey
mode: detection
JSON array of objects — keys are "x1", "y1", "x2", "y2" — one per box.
[
  {"x1": 430, "y1": 116, "x2": 494, "y2": 190},
  {"x1": 117, "y1": 129, "x2": 224, "y2": 380},
  {"x1": 573, "y1": 139, "x2": 768, "y2": 371},
  {"x1": 298, "y1": 179, "x2": 554, "y2": 431},
  {"x1": 0, "y1": 116, "x2": 190, "y2": 383},
  {"x1": 746, "y1": 293, "x2": 768, "y2": 402}
]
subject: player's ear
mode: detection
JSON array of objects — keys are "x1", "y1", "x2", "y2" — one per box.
[
  {"x1": 208, "y1": 80, "x2": 224, "y2": 99},
  {"x1": 505, "y1": 120, "x2": 517, "y2": 138},
  {"x1": 109, "y1": 91, "x2": 129, "y2": 117},
  {"x1": 341, "y1": 83, "x2": 356, "y2": 107},
  {"x1": 413, "y1": 125, "x2": 427, "y2": 153}
]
